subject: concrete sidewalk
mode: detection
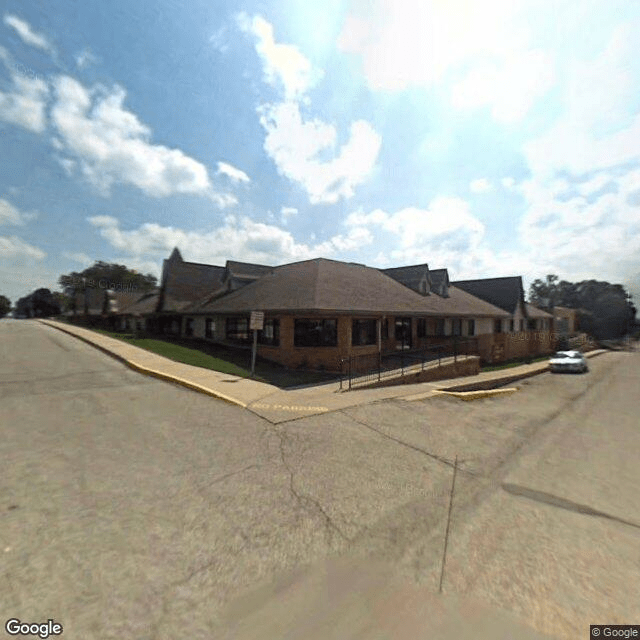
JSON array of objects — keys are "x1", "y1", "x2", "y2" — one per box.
[{"x1": 38, "y1": 319, "x2": 608, "y2": 423}]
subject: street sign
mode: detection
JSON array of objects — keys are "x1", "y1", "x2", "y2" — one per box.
[{"x1": 250, "y1": 311, "x2": 264, "y2": 331}]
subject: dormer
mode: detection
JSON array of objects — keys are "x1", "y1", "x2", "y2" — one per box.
[
  {"x1": 382, "y1": 264, "x2": 431, "y2": 296},
  {"x1": 429, "y1": 268, "x2": 450, "y2": 297}
]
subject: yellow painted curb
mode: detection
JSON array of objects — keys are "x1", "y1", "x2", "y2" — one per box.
[
  {"x1": 432, "y1": 387, "x2": 519, "y2": 401},
  {"x1": 38, "y1": 320, "x2": 247, "y2": 408},
  {"x1": 124, "y1": 360, "x2": 248, "y2": 408}
]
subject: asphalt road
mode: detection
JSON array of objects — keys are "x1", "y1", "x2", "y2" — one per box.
[{"x1": 1, "y1": 319, "x2": 638, "y2": 639}]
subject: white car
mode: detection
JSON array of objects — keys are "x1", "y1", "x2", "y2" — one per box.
[{"x1": 549, "y1": 350, "x2": 589, "y2": 373}]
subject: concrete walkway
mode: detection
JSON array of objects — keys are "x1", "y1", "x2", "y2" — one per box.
[{"x1": 38, "y1": 319, "x2": 608, "y2": 423}]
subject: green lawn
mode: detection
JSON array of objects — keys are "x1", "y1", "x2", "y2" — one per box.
[
  {"x1": 88, "y1": 328, "x2": 338, "y2": 388},
  {"x1": 481, "y1": 354, "x2": 550, "y2": 372}
]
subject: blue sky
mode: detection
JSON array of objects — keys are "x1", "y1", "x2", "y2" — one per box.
[{"x1": 1, "y1": 0, "x2": 639, "y2": 304}]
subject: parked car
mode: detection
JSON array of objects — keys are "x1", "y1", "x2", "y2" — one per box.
[{"x1": 549, "y1": 350, "x2": 589, "y2": 373}]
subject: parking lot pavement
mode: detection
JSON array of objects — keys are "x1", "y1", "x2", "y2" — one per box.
[{"x1": 3, "y1": 319, "x2": 635, "y2": 638}]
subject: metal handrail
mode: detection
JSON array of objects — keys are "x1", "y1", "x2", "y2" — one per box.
[{"x1": 339, "y1": 337, "x2": 479, "y2": 391}]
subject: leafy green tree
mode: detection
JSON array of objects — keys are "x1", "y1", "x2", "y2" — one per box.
[
  {"x1": 31, "y1": 289, "x2": 61, "y2": 317},
  {"x1": 0, "y1": 294, "x2": 11, "y2": 318},
  {"x1": 59, "y1": 261, "x2": 157, "y2": 296},
  {"x1": 528, "y1": 276, "x2": 636, "y2": 339},
  {"x1": 15, "y1": 288, "x2": 61, "y2": 318}
]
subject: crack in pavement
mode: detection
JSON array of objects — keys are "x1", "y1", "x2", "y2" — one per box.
[
  {"x1": 271, "y1": 425, "x2": 349, "y2": 546},
  {"x1": 340, "y1": 409, "x2": 464, "y2": 471},
  {"x1": 206, "y1": 464, "x2": 260, "y2": 487}
]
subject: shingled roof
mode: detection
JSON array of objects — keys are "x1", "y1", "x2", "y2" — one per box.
[
  {"x1": 452, "y1": 276, "x2": 526, "y2": 315},
  {"x1": 222, "y1": 260, "x2": 275, "y2": 292},
  {"x1": 193, "y1": 258, "x2": 510, "y2": 317},
  {"x1": 159, "y1": 248, "x2": 226, "y2": 312},
  {"x1": 112, "y1": 289, "x2": 160, "y2": 316},
  {"x1": 428, "y1": 268, "x2": 450, "y2": 297},
  {"x1": 382, "y1": 264, "x2": 430, "y2": 295},
  {"x1": 225, "y1": 260, "x2": 274, "y2": 279},
  {"x1": 525, "y1": 303, "x2": 553, "y2": 319},
  {"x1": 106, "y1": 290, "x2": 147, "y2": 314}
]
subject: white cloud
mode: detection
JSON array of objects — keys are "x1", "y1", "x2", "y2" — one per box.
[
  {"x1": 469, "y1": 178, "x2": 493, "y2": 194},
  {"x1": 0, "y1": 198, "x2": 37, "y2": 225},
  {"x1": 241, "y1": 14, "x2": 323, "y2": 100},
  {"x1": 0, "y1": 70, "x2": 49, "y2": 133},
  {"x1": 0, "y1": 235, "x2": 46, "y2": 259},
  {"x1": 341, "y1": 197, "x2": 558, "y2": 281},
  {"x1": 50, "y1": 76, "x2": 234, "y2": 204},
  {"x1": 524, "y1": 23, "x2": 640, "y2": 179},
  {"x1": 75, "y1": 48, "x2": 98, "y2": 69},
  {"x1": 451, "y1": 49, "x2": 555, "y2": 123},
  {"x1": 280, "y1": 206, "x2": 298, "y2": 218},
  {"x1": 346, "y1": 197, "x2": 484, "y2": 251},
  {"x1": 62, "y1": 251, "x2": 92, "y2": 265},
  {"x1": 217, "y1": 161, "x2": 250, "y2": 183},
  {"x1": 259, "y1": 101, "x2": 381, "y2": 204},
  {"x1": 3, "y1": 15, "x2": 53, "y2": 53},
  {"x1": 210, "y1": 26, "x2": 229, "y2": 54},
  {"x1": 509, "y1": 21, "x2": 640, "y2": 294},
  {"x1": 338, "y1": 1, "x2": 556, "y2": 123},
  {"x1": 518, "y1": 166, "x2": 640, "y2": 286},
  {"x1": 56, "y1": 157, "x2": 76, "y2": 176},
  {"x1": 501, "y1": 177, "x2": 516, "y2": 189},
  {"x1": 338, "y1": 0, "x2": 526, "y2": 92},
  {"x1": 87, "y1": 214, "x2": 373, "y2": 265}
]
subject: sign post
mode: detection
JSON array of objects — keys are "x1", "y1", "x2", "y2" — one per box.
[{"x1": 249, "y1": 311, "x2": 264, "y2": 377}]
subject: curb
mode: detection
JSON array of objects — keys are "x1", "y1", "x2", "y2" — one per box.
[
  {"x1": 442, "y1": 367, "x2": 548, "y2": 392},
  {"x1": 432, "y1": 387, "x2": 520, "y2": 401},
  {"x1": 38, "y1": 320, "x2": 247, "y2": 408}
]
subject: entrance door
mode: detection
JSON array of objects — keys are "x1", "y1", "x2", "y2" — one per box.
[{"x1": 395, "y1": 317, "x2": 412, "y2": 350}]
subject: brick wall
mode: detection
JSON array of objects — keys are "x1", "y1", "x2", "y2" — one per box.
[{"x1": 477, "y1": 330, "x2": 555, "y2": 363}]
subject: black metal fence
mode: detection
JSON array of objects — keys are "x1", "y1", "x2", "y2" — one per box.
[{"x1": 339, "y1": 337, "x2": 479, "y2": 391}]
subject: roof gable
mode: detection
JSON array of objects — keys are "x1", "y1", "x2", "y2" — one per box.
[
  {"x1": 159, "y1": 251, "x2": 226, "y2": 312},
  {"x1": 452, "y1": 276, "x2": 525, "y2": 315},
  {"x1": 382, "y1": 264, "x2": 430, "y2": 295}
]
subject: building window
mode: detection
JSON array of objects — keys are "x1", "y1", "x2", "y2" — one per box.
[
  {"x1": 417, "y1": 318, "x2": 427, "y2": 338},
  {"x1": 435, "y1": 319, "x2": 445, "y2": 336},
  {"x1": 258, "y1": 318, "x2": 280, "y2": 346},
  {"x1": 205, "y1": 317, "x2": 215, "y2": 339},
  {"x1": 185, "y1": 318, "x2": 194, "y2": 337},
  {"x1": 527, "y1": 319, "x2": 536, "y2": 330},
  {"x1": 294, "y1": 319, "x2": 337, "y2": 347},
  {"x1": 395, "y1": 317, "x2": 412, "y2": 348},
  {"x1": 226, "y1": 317, "x2": 250, "y2": 343},
  {"x1": 509, "y1": 319, "x2": 515, "y2": 332},
  {"x1": 381, "y1": 318, "x2": 389, "y2": 339},
  {"x1": 468, "y1": 319, "x2": 475, "y2": 336},
  {"x1": 494, "y1": 318, "x2": 502, "y2": 334},
  {"x1": 352, "y1": 319, "x2": 377, "y2": 346},
  {"x1": 452, "y1": 319, "x2": 462, "y2": 336}
]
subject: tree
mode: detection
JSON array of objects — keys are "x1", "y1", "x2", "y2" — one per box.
[
  {"x1": 0, "y1": 295, "x2": 11, "y2": 318},
  {"x1": 15, "y1": 289, "x2": 62, "y2": 318},
  {"x1": 31, "y1": 289, "x2": 61, "y2": 317},
  {"x1": 51, "y1": 291, "x2": 72, "y2": 313},
  {"x1": 528, "y1": 276, "x2": 636, "y2": 339},
  {"x1": 59, "y1": 261, "x2": 157, "y2": 297},
  {"x1": 528, "y1": 274, "x2": 559, "y2": 307}
]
